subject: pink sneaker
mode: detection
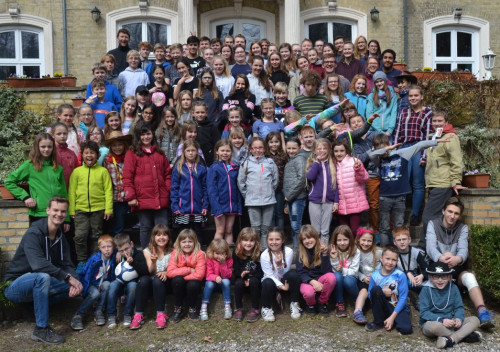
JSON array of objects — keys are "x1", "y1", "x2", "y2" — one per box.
[
  {"x1": 156, "y1": 312, "x2": 168, "y2": 329},
  {"x1": 130, "y1": 313, "x2": 144, "y2": 330}
]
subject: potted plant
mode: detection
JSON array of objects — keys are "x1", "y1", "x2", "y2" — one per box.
[
  {"x1": 7, "y1": 72, "x2": 77, "y2": 88},
  {"x1": 462, "y1": 170, "x2": 490, "y2": 188},
  {"x1": 412, "y1": 67, "x2": 476, "y2": 82},
  {"x1": 72, "y1": 92, "x2": 86, "y2": 108},
  {"x1": 393, "y1": 59, "x2": 407, "y2": 71}
]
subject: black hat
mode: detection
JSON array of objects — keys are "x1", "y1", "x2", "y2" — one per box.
[
  {"x1": 395, "y1": 71, "x2": 418, "y2": 85},
  {"x1": 135, "y1": 85, "x2": 149, "y2": 95},
  {"x1": 426, "y1": 261, "x2": 454, "y2": 275}
]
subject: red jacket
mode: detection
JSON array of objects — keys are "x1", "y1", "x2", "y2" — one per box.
[
  {"x1": 167, "y1": 249, "x2": 206, "y2": 281},
  {"x1": 205, "y1": 257, "x2": 233, "y2": 281},
  {"x1": 123, "y1": 146, "x2": 171, "y2": 211},
  {"x1": 56, "y1": 143, "x2": 79, "y2": 190}
]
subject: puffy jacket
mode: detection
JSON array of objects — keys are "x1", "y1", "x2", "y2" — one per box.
[
  {"x1": 207, "y1": 161, "x2": 241, "y2": 217},
  {"x1": 123, "y1": 146, "x2": 171, "y2": 211},
  {"x1": 366, "y1": 86, "x2": 398, "y2": 134},
  {"x1": 283, "y1": 150, "x2": 308, "y2": 202},
  {"x1": 171, "y1": 162, "x2": 209, "y2": 215},
  {"x1": 344, "y1": 91, "x2": 367, "y2": 119},
  {"x1": 237, "y1": 155, "x2": 278, "y2": 206},
  {"x1": 336, "y1": 156, "x2": 369, "y2": 215},
  {"x1": 68, "y1": 162, "x2": 113, "y2": 215},
  {"x1": 167, "y1": 249, "x2": 206, "y2": 281},
  {"x1": 306, "y1": 160, "x2": 339, "y2": 204},
  {"x1": 425, "y1": 128, "x2": 463, "y2": 188},
  {"x1": 205, "y1": 257, "x2": 233, "y2": 281},
  {"x1": 80, "y1": 250, "x2": 116, "y2": 297}
]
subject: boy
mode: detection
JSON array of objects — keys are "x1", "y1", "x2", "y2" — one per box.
[
  {"x1": 210, "y1": 37, "x2": 222, "y2": 54},
  {"x1": 135, "y1": 85, "x2": 150, "y2": 120},
  {"x1": 273, "y1": 82, "x2": 294, "y2": 122},
  {"x1": 199, "y1": 36, "x2": 211, "y2": 51},
  {"x1": 165, "y1": 43, "x2": 183, "y2": 85},
  {"x1": 69, "y1": 141, "x2": 113, "y2": 271},
  {"x1": 366, "y1": 244, "x2": 412, "y2": 334},
  {"x1": 420, "y1": 261, "x2": 482, "y2": 348},
  {"x1": 193, "y1": 101, "x2": 219, "y2": 166},
  {"x1": 85, "y1": 63, "x2": 122, "y2": 110},
  {"x1": 145, "y1": 43, "x2": 171, "y2": 83},
  {"x1": 107, "y1": 233, "x2": 149, "y2": 328},
  {"x1": 293, "y1": 70, "x2": 329, "y2": 116},
  {"x1": 368, "y1": 133, "x2": 451, "y2": 246},
  {"x1": 118, "y1": 50, "x2": 150, "y2": 98},
  {"x1": 395, "y1": 71, "x2": 417, "y2": 114},
  {"x1": 138, "y1": 41, "x2": 153, "y2": 69},
  {"x1": 186, "y1": 35, "x2": 206, "y2": 72},
  {"x1": 70, "y1": 234, "x2": 116, "y2": 330},
  {"x1": 298, "y1": 125, "x2": 316, "y2": 155},
  {"x1": 85, "y1": 78, "x2": 118, "y2": 129},
  {"x1": 101, "y1": 53, "x2": 121, "y2": 90}
]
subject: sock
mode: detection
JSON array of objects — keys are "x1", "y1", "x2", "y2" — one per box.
[
  {"x1": 354, "y1": 308, "x2": 362, "y2": 314},
  {"x1": 477, "y1": 305, "x2": 487, "y2": 314},
  {"x1": 224, "y1": 302, "x2": 231, "y2": 309},
  {"x1": 201, "y1": 302, "x2": 208, "y2": 311}
]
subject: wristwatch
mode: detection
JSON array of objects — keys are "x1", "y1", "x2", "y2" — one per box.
[{"x1": 64, "y1": 273, "x2": 72, "y2": 282}]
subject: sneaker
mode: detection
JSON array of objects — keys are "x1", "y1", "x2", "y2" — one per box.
[
  {"x1": 234, "y1": 308, "x2": 244, "y2": 322},
  {"x1": 123, "y1": 315, "x2": 132, "y2": 327},
  {"x1": 224, "y1": 305, "x2": 232, "y2": 320},
  {"x1": 70, "y1": 315, "x2": 83, "y2": 330},
  {"x1": 200, "y1": 308, "x2": 209, "y2": 321},
  {"x1": 31, "y1": 325, "x2": 65, "y2": 344},
  {"x1": 305, "y1": 305, "x2": 317, "y2": 316},
  {"x1": 365, "y1": 321, "x2": 384, "y2": 332},
  {"x1": 410, "y1": 215, "x2": 420, "y2": 226},
  {"x1": 75, "y1": 261, "x2": 86, "y2": 275},
  {"x1": 352, "y1": 310, "x2": 368, "y2": 325},
  {"x1": 246, "y1": 308, "x2": 260, "y2": 323},
  {"x1": 463, "y1": 331, "x2": 482, "y2": 343},
  {"x1": 479, "y1": 310, "x2": 495, "y2": 329},
  {"x1": 107, "y1": 316, "x2": 117, "y2": 329},
  {"x1": 188, "y1": 307, "x2": 198, "y2": 320},
  {"x1": 129, "y1": 313, "x2": 144, "y2": 330},
  {"x1": 336, "y1": 302, "x2": 347, "y2": 318},
  {"x1": 436, "y1": 336, "x2": 455, "y2": 349},
  {"x1": 172, "y1": 306, "x2": 182, "y2": 323},
  {"x1": 261, "y1": 307, "x2": 275, "y2": 322},
  {"x1": 290, "y1": 301, "x2": 302, "y2": 319},
  {"x1": 94, "y1": 310, "x2": 106, "y2": 326},
  {"x1": 319, "y1": 303, "x2": 329, "y2": 317},
  {"x1": 156, "y1": 312, "x2": 168, "y2": 329}
]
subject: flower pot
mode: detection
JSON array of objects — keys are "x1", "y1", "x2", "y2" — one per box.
[
  {"x1": 393, "y1": 63, "x2": 407, "y2": 71},
  {"x1": 462, "y1": 174, "x2": 490, "y2": 188},
  {"x1": 0, "y1": 184, "x2": 29, "y2": 200},
  {"x1": 411, "y1": 71, "x2": 476, "y2": 82},
  {"x1": 72, "y1": 98, "x2": 85, "y2": 108},
  {"x1": 7, "y1": 77, "x2": 77, "y2": 88}
]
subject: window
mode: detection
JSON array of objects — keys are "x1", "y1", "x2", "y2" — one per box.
[
  {"x1": 433, "y1": 27, "x2": 477, "y2": 72},
  {"x1": 118, "y1": 20, "x2": 170, "y2": 50},
  {"x1": 305, "y1": 19, "x2": 357, "y2": 45},
  {"x1": 211, "y1": 19, "x2": 267, "y2": 51},
  {"x1": 0, "y1": 27, "x2": 43, "y2": 80}
]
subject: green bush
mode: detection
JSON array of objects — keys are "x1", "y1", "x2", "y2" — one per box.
[{"x1": 469, "y1": 225, "x2": 500, "y2": 301}]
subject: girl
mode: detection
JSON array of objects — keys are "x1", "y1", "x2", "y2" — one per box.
[
  {"x1": 344, "y1": 74, "x2": 368, "y2": 120},
  {"x1": 5, "y1": 132, "x2": 67, "y2": 225},
  {"x1": 200, "y1": 239, "x2": 233, "y2": 321},
  {"x1": 51, "y1": 122, "x2": 78, "y2": 190},
  {"x1": 279, "y1": 42, "x2": 297, "y2": 76},
  {"x1": 220, "y1": 74, "x2": 256, "y2": 127},
  {"x1": 130, "y1": 224, "x2": 173, "y2": 329},
  {"x1": 130, "y1": 103, "x2": 157, "y2": 135},
  {"x1": 173, "y1": 57, "x2": 199, "y2": 101},
  {"x1": 308, "y1": 48, "x2": 325, "y2": 79},
  {"x1": 55, "y1": 104, "x2": 84, "y2": 156},
  {"x1": 232, "y1": 227, "x2": 263, "y2": 322},
  {"x1": 175, "y1": 120, "x2": 204, "y2": 162},
  {"x1": 323, "y1": 74, "x2": 345, "y2": 123},
  {"x1": 170, "y1": 140, "x2": 209, "y2": 245},
  {"x1": 104, "y1": 111, "x2": 122, "y2": 139},
  {"x1": 147, "y1": 65, "x2": 174, "y2": 107},
  {"x1": 77, "y1": 104, "x2": 95, "y2": 137},
  {"x1": 166, "y1": 229, "x2": 206, "y2": 322},
  {"x1": 322, "y1": 43, "x2": 335, "y2": 57},
  {"x1": 229, "y1": 127, "x2": 248, "y2": 166},
  {"x1": 194, "y1": 68, "x2": 223, "y2": 125},
  {"x1": 195, "y1": 47, "x2": 215, "y2": 77},
  {"x1": 352, "y1": 227, "x2": 381, "y2": 325},
  {"x1": 288, "y1": 56, "x2": 309, "y2": 102},
  {"x1": 365, "y1": 58, "x2": 382, "y2": 94},
  {"x1": 306, "y1": 138, "x2": 338, "y2": 244},
  {"x1": 237, "y1": 137, "x2": 278, "y2": 248},
  {"x1": 267, "y1": 44, "x2": 278, "y2": 56},
  {"x1": 221, "y1": 106, "x2": 251, "y2": 139},
  {"x1": 248, "y1": 40, "x2": 263, "y2": 64},
  {"x1": 120, "y1": 96, "x2": 138, "y2": 135},
  {"x1": 260, "y1": 227, "x2": 301, "y2": 322},
  {"x1": 353, "y1": 35, "x2": 368, "y2": 65},
  {"x1": 266, "y1": 52, "x2": 290, "y2": 86},
  {"x1": 86, "y1": 125, "x2": 108, "y2": 166},
  {"x1": 123, "y1": 121, "x2": 171, "y2": 249},
  {"x1": 330, "y1": 225, "x2": 360, "y2": 318},
  {"x1": 156, "y1": 106, "x2": 182, "y2": 164},
  {"x1": 366, "y1": 71, "x2": 398, "y2": 137},
  {"x1": 176, "y1": 90, "x2": 194, "y2": 124},
  {"x1": 296, "y1": 225, "x2": 336, "y2": 316},
  {"x1": 253, "y1": 99, "x2": 286, "y2": 145},
  {"x1": 247, "y1": 55, "x2": 273, "y2": 118},
  {"x1": 265, "y1": 132, "x2": 287, "y2": 229},
  {"x1": 221, "y1": 44, "x2": 235, "y2": 66},
  {"x1": 333, "y1": 140, "x2": 369, "y2": 234},
  {"x1": 207, "y1": 140, "x2": 242, "y2": 244},
  {"x1": 213, "y1": 55, "x2": 235, "y2": 99}
]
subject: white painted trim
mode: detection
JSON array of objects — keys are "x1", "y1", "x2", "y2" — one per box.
[
  {"x1": 106, "y1": 6, "x2": 178, "y2": 51},
  {"x1": 0, "y1": 14, "x2": 52, "y2": 75},
  {"x1": 423, "y1": 15, "x2": 489, "y2": 79}
]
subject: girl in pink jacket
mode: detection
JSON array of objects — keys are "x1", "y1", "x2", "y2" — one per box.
[{"x1": 333, "y1": 140, "x2": 369, "y2": 234}]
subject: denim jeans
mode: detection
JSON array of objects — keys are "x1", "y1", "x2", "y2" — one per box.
[
  {"x1": 137, "y1": 208, "x2": 168, "y2": 249},
  {"x1": 403, "y1": 141, "x2": 426, "y2": 217},
  {"x1": 370, "y1": 285, "x2": 413, "y2": 334},
  {"x1": 107, "y1": 280, "x2": 137, "y2": 317},
  {"x1": 202, "y1": 279, "x2": 231, "y2": 303},
  {"x1": 112, "y1": 202, "x2": 130, "y2": 235},
  {"x1": 4, "y1": 273, "x2": 69, "y2": 328},
  {"x1": 288, "y1": 198, "x2": 307, "y2": 249},
  {"x1": 379, "y1": 196, "x2": 406, "y2": 246},
  {"x1": 76, "y1": 281, "x2": 110, "y2": 316},
  {"x1": 333, "y1": 272, "x2": 359, "y2": 303},
  {"x1": 272, "y1": 190, "x2": 285, "y2": 229}
]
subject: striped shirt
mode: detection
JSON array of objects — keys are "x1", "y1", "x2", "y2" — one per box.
[{"x1": 293, "y1": 93, "x2": 329, "y2": 116}]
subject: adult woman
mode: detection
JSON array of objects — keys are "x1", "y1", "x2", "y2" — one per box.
[
  {"x1": 354, "y1": 36, "x2": 368, "y2": 67},
  {"x1": 221, "y1": 44, "x2": 235, "y2": 66},
  {"x1": 367, "y1": 39, "x2": 382, "y2": 60},
  {"x1": 279, "y1": 42, "x2": 297, "y2": 76},
  {"x1": 365, "y1": 57, "x2": 381, "y2": 93},
  {"x1": 288, "y1": 55, "x2": 310, "y2": 102},
  {"x1": 248, "y1": 40, "x2": 263, "y2": 64},
  {"x1": 335, "y1": 42, "x2": 364, "y2": 82},
  {"x1": 231, "y1": 45, "x2": 252, "y2": 78}
]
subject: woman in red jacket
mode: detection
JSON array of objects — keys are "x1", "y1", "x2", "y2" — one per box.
[{"x1": 123, "y1": 121, "x2": 171, "y2": 249}]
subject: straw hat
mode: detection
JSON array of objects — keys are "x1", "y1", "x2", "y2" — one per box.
[{"x1": 104, "y1": 131, "x2": 132, "y2": 147}]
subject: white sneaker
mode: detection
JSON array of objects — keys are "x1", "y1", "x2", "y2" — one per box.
[
  {"x1": 290, "y1": 301, "x2": 302, "y2": 319},
  {"x1": 261, "y1": 307, "x2": 275, "y2": 322}
]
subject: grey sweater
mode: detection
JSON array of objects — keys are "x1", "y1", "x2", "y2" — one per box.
[
  {"x1": 357, "y1": 249, "x2": 382, "y2": 281},
  {"x1": 426, "y1": 216, "x2": 468, "y2": 263}
]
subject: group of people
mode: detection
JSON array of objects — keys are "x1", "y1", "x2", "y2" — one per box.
[{"x1": 1, "y1": 30, "x2": 495, "y2": 348}]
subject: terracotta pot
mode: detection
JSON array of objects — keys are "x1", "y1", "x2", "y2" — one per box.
[
  {"x1": 72, "y1": 98, "x2": 85, "y2": 108},
  {"x1": 0, "y1": 183, "x2": 29, "y2": 200},
  {"x1": 7, "y1": 77, "x2": 77, "y2": 88},
  {"x1": 393, "y1": 63, "x2": 407, "y2": 71},
  {"x1": 411, "y1": 71, "x2": 476, "y2": 82},
  {"x1": 462, "y1": 174, "x2": 490, "y2": 188}
]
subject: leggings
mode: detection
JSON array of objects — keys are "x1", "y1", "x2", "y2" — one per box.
[
  {"x1": 261, "y1": 270, "x2": 300, "y2": 308},
  {"x1": 234, "y1": 276, "x2": 261, "y2": 310},
  {"x1": 135, "y1": 275, "x2": 170, "y2": 313},
  {"x1": 170, "y1": 275, "x2": 202, "y2": 308}
]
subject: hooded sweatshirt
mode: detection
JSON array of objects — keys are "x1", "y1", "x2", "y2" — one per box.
[{"x1": 426, "y1": 216, "x2": 468, "y2": 264}]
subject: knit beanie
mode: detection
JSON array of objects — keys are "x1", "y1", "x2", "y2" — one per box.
[{"x1": 373, "y1": 71, "x2": 387, "y2": 82}]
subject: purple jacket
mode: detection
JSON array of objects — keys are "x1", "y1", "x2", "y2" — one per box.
[{"x1": 306, "y1": 160, "x2": 339, "y2": 204}]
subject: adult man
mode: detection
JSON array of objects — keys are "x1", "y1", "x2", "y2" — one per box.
[
  {"x1": 381, "y1": 49, "x2": 402, "y2": 86},
  {"x1": 314, "y1": 39, "x2": 325, "y2": 58},
  {"x1": 4, "y1": 196, "x2": 82, "y2": 344},
  {"x1": 234, "y1": 34, "x2": 247, "y2": 50},
  {"x1": 426, "y1": 197, "x2": 494, "y2": 330},
  {"x1": 321, "y1": 54, "x2": 350, "y2": 92},
  {"x1": 334, "y1": 36, "x2": 344, "y2": 62},
  {"x1": 107, "y1": 28, "x2": 132, "y2": 75}
]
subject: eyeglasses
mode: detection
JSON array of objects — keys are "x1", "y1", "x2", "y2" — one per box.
[{"x1": 430, "y1": 275, "x2": 449, "y2": 281}]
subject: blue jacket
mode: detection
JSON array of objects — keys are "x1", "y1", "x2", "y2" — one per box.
[
  {"x1": 419, "y1": 281, "x2": 465, "y2": 326},
  {"x1": 145, "y1": 61, "x2": 171, "y2": 84},
  {"x1": 79, "y1": 250, "x2": 116, "y2": 297},
  {"x1": 207, "y1": 161, "x2": 242, "y2": 217},
  {"x1": 397, "y1": 88, "x2": 410, "y2": 115},
  {"x1": 171, "y1": 162, "x2": 209, "y2": 215},
  {"x1": 86, "y1": 81, "x2": 122, "y2": 111},
  {"x1": 344, "y1": 92, "x2": 367, "y2": 119},
  {"x1": 366, "y1": 86, "x2": 398, "y2": 134},
  {"x1": 89, "y1": 101, "x2": 118, "y2": 129}
]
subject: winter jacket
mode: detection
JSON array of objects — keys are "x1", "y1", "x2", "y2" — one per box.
[
  {"x1": 260, "y1": 246, "x2": 294, "y2": 287},
  {"x1": 357, "y1": 249, "x2": 382, "y2": 281},
  {"x1": 196, "y1": 118, "x2": 220, "y2": 166},
  {"x1": 283, "y1": 150, "x2": 308, "y2": 202},
  {"x1": 56, "y1": 143, "x2": 79, "y2": 190},
  {"x1": 419, "y1": 281, "x2": 464, "y2": 326},
  {"x1": 295, "y1": 248, "x2": 332, "y2": 283},
  {"x1": 366, "y1": 86, "x2": 398, "y2": 134},
  {"x1": 5, "y1": 160, "x2": 67, "y2": 218},
  {"x1": 426, "y1": 216, "x2": 469, "y2": 264},
  {"x1": 336, "y1": 156, "x2": 369, "y2": 215},
  {"x1": 331, "y1": 249, "x2": 361, "y2": 277},
  {"x1": 80, "y1": 250, "x2": 116, "y2": 297},
  {"x1": 68, "y1": 162, "x2": 113, "y2": 215},
  {"x1": 167, "y1": 249, "x2": 206, "y2": 281},
  {"x1": 205, "y1": 257, "x2": 233, "y2": 282},
  {"x1": 306, "y1": 160, "x2": 339, "y2": 204},
  {"x1": 194, "y1": 90, "x2": 224, "y2": 125},
  {"x1": 344, "y1": 92, "x2": 367, "y2": 119},
  {"x1": 397, "y1": 88, "x2": 410, "y2": 115},
  {"x1": 123, "y1": 146, "x2": 171, "y2": 211},
  {"x1": 207, "y1": 161, "x2": 242, "y2": 217},
  {"x1": 171, "y1": 162, "x2": 209, "y2": 215},
  {"x1": 237, "y1": 155, "x2": 278, "y2": 206}
]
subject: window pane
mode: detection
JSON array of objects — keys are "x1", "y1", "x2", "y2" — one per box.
[
  {"x1": 23, "y1": 66, "x2": 40, "y2": 78},
  {"x1": 0, "y1": 66, "x2": 16, "y2": 80},
  {"x1": 308, "y1": 23, "x2": 328, "y2": 45},
  {"x1": 436, "y1": 63, "x2": 452, "y2": 72},
  {"x1": 331, "y1": 23, "x2": 352, "y2": 42},
  {"x1": 457, "y1": 32, "x2": 471, "y2": 57},
  {"x1": 22, "y1": 31, "x2": 39, "y2": 59},
  {"x1": 121, "y1": 23, "x2": 142, "y2": 50},
  {"x1": 242, "y1": 23, "x2": 261, "y2": 51},
  {"x1": 216, "y1": 24, "x2": 234, "y2": 40},
  {"x1": 0, "y1": 31, "x2": 15, "y2": 58},
  {"x1": 457, "y1": 63, "x2": 472, "y2": 71},
  {"x1": 147, "y1": 23, "x2": 168, "y2": 46},
  {"x1": 436, "y1": 32, "x2": 451, "y2": 57}
]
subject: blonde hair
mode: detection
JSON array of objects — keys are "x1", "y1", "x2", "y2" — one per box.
[
  {"x1": 206, "y1": 238, "x2": 231, "y2": 259},
  {"x1": 172, "y1": 229, "x2": 203, "y2": 264},
  {"x1": 120, "y1": 96, "x2": 138, "y2": 124},
  {"x1": 213, "y1": 55, "x2": 231, "y2": 77},
  {"x1": 176, "y1": 139, "x2": 201, "y2": 175},
  {"x1": 97, "y1": 234, "x2": 114, "y2": 247},
  {"x1": 176, "y1": 90, "x2": 193, "y2": 117},
  {"x1": 126, "y1": 49, "x2": 140, "y2": 59},
  {"x1": 235, "y1": 227, "x2": 261, "y2": 261},
  {"x1": 229, "y1": 126, "x2": 247, "y2": 147},
  {"x1": 285, "y1": 109, "x2": 302, "y2": 125},
  {"x1": 305, "y1": 138, "x2": 336, "y2": 188},
  {"x1": 297, "y1": 225, "x2": 322, "y2": 268}
]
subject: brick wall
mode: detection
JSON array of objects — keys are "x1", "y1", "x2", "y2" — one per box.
[
  {"x1": 460, "y1": 189, "x2": 500, "y2": 226},
  {"x1": 0, "y1": 200, "x2": 28, "y2": 275},
  {"x1": 12, "y1": 87, "x2": 86, "y2": 114}
]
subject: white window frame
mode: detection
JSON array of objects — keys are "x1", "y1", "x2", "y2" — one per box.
[
  {"x1": 304, "y1": 18, "x2": 358, "y2": 44},
  {"x1": 0, "y1": 27, "x2": 44, "y2": 77},
  {"x1": 209, "y1": 18, "x2": 267, "y2": 50},
  {"x1": 432, "y1": 27, "x2": 478, "y2": 73}
]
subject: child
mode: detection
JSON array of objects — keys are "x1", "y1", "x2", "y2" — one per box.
[
  {"x1": 175, "y1": 120, "x2": 204, "y2": 161},
  {"x1": 171, "y1": 140, "x2": 209, "y2": 242},
  {"x1": 104, "y1": 111, "x2": 122, "y2": 139},
  {"x1": 86, "y1": 78, "x2": 118, "y2": 129},
  {"x1": 119, "y1": 50, "x2": 150, "y2": 98},
  {"x1": 156, "y1": 106, "x2": 182, "y2": 164},
  {"x1": 366, "y1": 72, "x2": 398, "y2": 137},
  {"x1": 344, "y1": 74, "x2": 368, "y2": 119},
  {"x1": 220, "y1": 74, "x2": 256, "y2": 127},
  {"x1": 237, "y1": 137, "x2": 278, "y2": 248},
  {"x1": 166, "y1": 229, "x2": 206, "y2": 322},
  {"x1": 229, "y1": 127, "x2": 248, "y2": 166},
  {"x1": 86, "y1": 126, "x2": 109, "y2": 166},
  {"x1": 330, "y1": 225, "x2": 360, "y2": 318},
  {"x1": 305, "y1": 138, "x2": 338, "y2": 244},
  {"x1": 221, "y1": 106, "x2": 251, "y2": 139},
  {"x1": 308, "y1": 48, "x2": 325, "y2": 79},
  {"x1": 333, "y1": 140, "x2": 369, "y2": 234},
  {"x1": 273, "y1": 82, "x2": 294, "y2": 122},
  {"x1": 120, "y1": 96, "x2": 138, "y2": 135},
  {"x1": 54, "y1": 104, "x2": 85, "y2": 156},
  {"x1": 296, "y1": 225, "x2": 335, "y2": 316},
  {"x1": 135, "y1": 85, "x2": 150, "y2": 119},
  {"x1": 147, "y1": 64, "x2": 174, "y2": 111},
  {"x1": 101, "y1": 53, "x2": 121, "y2": 90},
  {"x1": 194, "y1": 68, "x2": 223, "y2": 125},
  {"x1": 266, "y1": 52, "x2": 290, "y2": 86},
  {"x1": 265, "y1": 132, "x2": 287, "y2": 229},
  {"x1": 50, "y1": 122, "x2": 79, "y2": 190},
  {"x1": 293, "y1": 70, "x2": 329, "y2": 116},
  {"x1": 102, "y1": 131, "x2": 132, "y2": 235},
  {"x1": 131, "y1": 224, "x2": 173, "y2": 330},
  {"x1": 200, "y1": 239, "x2": 234, "y2": 321},
  {"x1": 260, "y1": 227, "x2": 302, "y2": 322},
  {"x1": 173, "y1": 57, "x2": 199, "y2": 101},
  {"x1": 352, "y1": 227, "x2": 382, "y2": 324},
  {"x1": 69, "y1": 141, "x2": 113, "y2": 268},
  {"x1": 232, "y1": 227, "x2": 264, "y2": 322},
  {"x1": 139, "y1": 41, "x2": 153, "y2": 69},
  {"x1": 123, "y1": 121, "x2": 171, "y2": 249},
  {"x1": 420, "y1": 261, "x2": 482, "y2": 349},
  {"x1": 395, "y1": 72, "x2": 418, "y2": 115},
  {"x1": 365, "y1": 244, "x2": 412, "y2": 334},
  {"x1": 77, "y1": 104, "x2": 96, "y2": 137},
  {"x1": 213, "y1": 55, "x2": 235, "y2": 99},
  {"x1": 207, "y1": 139, "x2": 242, "y2": 244},
  {"x1": 176, "y1": 90, "x2": 194, "y2": 124},
  {"x1": 70, "y1": 234, "x2": 116, "y2": 330},
  {"x1": 145, "y1": 43, "x2": 171, "y2": 83},
  {"x1": 107, "y1": 233, "x2": 149, "y2": 328},
  {"x1": 253, "y1": 99, "x2": 286, "y2": 145},
  {"x1": 192, "y1": 101, "x2": 219, "y2": 166},
  {"x1": 85, "y1": 63, "x2": 122, "y2": 110},
  {"x1": 247, "y1": 55, "x2": 273, "y2": 117}
]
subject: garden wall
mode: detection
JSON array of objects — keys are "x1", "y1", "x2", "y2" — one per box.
[{"x1": 10, "y1": 87, "x2": 86, "y2": 114}]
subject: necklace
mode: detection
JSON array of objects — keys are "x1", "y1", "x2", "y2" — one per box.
[{"x1": 429, "y1": 283, "x2": 452, "y2": 311}]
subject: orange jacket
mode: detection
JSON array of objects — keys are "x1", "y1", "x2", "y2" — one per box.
[{"x1": 167, "y1": 249, "x2": 206, "y2": 281}]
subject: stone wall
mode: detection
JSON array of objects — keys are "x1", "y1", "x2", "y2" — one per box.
[
  {"x1": 460, "y1": 188, "x2": 500, "y2": 226},
  {"x1": 11, "y1": 87, "x2": 87, "y2": 114},
  {"x1": 0, "y1": 200, "x2": 28, "y2": 275}
]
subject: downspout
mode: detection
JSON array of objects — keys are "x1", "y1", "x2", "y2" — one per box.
[
  {"x1": 62, "y1": 0, "x2": 68, "y2": 75},
  {"x1": 403, "y1": 0, "x2": 408, "y2": 67}
]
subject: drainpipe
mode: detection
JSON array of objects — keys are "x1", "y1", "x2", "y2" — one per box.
[
  {"x1": 62, "y1": 0, "x2": 68, "y2": 75},
  {"x1": 403, "y1": 0, "x2": 408, "y2": 67}
]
